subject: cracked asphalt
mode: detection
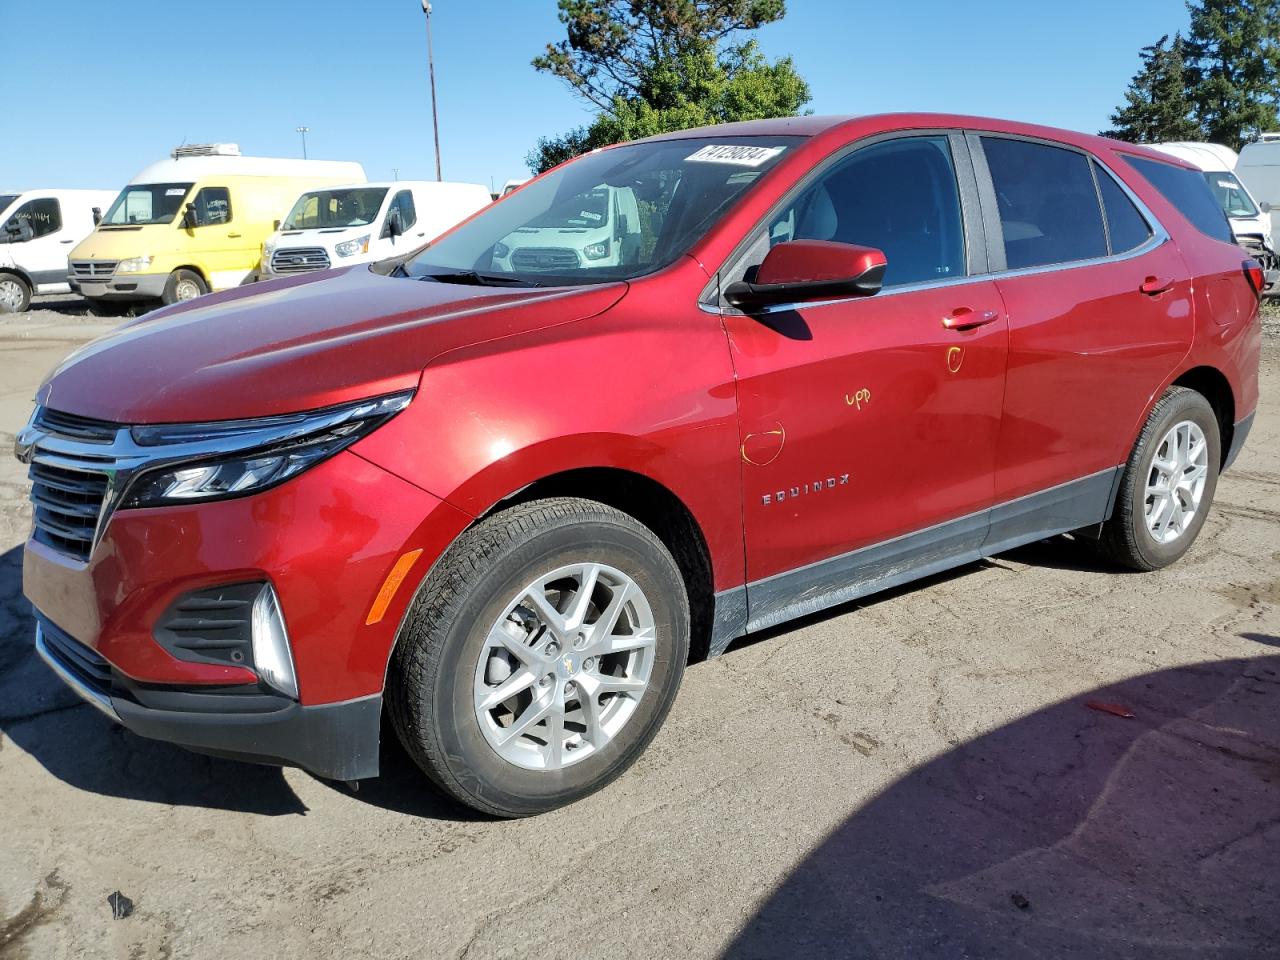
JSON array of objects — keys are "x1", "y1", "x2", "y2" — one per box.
[{"x1": 1, "y1": 298, "x2": 1278, "y2": 959}]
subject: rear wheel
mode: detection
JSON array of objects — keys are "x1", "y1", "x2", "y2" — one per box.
[
  {"x1": 161, "y1": 269, "x2": 207, "y2": 305},
  {"x1": 388, "y1": 498, "x2": 689, "y2": 817},
  {"x1": 1098, "y1": 386, "x2": 1220, "y2": 571},
  {"x1": 0, "y1": 272, "x2": 31, "y2": 313}
]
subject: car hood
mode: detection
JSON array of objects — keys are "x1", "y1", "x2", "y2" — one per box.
[{"x1": 37, "y1": 266, "x2": 627, "y2": 424}]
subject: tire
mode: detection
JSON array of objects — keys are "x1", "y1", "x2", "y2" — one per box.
[
  {"x1": 0, "y1": 272, "x2": 31, "y2": 314},
  {"x1": 387, "y1": 497, "x2": 689, "y2": 817},
  {"x1": 1098, "y1": 386, "x2": 1221, "y2": 571},
  {"x1": 161, "y1": 269, "x2": 207, "y2": 306}
]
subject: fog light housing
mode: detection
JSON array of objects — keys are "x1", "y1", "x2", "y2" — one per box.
[{"x1": 251, "y1": 584, "x2": 298, "y2": 699}]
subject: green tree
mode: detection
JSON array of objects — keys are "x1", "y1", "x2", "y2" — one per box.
[
  {"x1": 1102, "y1": 34, "x2": 1201, "y2": 143},
  {"x1": 1184, "y1": 0, "x2": 1280, "y2": 150},
  {"x1": 528, "y1": 0, "x2": 810, "y2": 173}
]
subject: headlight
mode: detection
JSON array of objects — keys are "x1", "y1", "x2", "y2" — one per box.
[
  {"x1": 335, "y1": 235, "x2": 370, "y2": 257},
  {"x1": 121, "y1": 391, "x2": 413, "y2": 508},
  {"x1": 116, "y1": 256, "x2": 154, "y2": 273},
  {"x1": 262, "y1": 239, "x2": 277, "y2": 258},
  {"x1": 492, "y1": 242, "x2": 510, "y2": 259},
  {"x1": 583, "y1": 240, "x2": 611, "y2": 260}
]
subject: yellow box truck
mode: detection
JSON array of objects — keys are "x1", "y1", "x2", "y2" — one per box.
[{"x1": 69, "y1": 144, "x2": 364, "y2": 307}]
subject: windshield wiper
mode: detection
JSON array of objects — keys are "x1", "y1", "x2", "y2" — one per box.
[{"x1": 416, "y1": 269, "x2": 541, "y2": 288}]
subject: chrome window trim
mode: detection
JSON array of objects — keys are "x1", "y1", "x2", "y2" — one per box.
[{"x1": 700, "y1": 128, "x2": 1172, "y2": 319}]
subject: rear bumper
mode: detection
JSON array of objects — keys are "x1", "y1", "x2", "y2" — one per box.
[{"x1": 36, "y1": 618, "x2": 382, "y2": 780}]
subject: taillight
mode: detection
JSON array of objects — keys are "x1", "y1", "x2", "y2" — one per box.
[{"x1": 1244, "y1": 258, "x2": 1265, "y2": 298}]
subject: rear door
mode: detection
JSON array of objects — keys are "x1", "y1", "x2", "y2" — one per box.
[
  {"x1": 971, "y1": 134, "x2": 1194, "y2": 546},
  {"x1": 720, "y1": 133, "x2": 1009, "y2": 629}
]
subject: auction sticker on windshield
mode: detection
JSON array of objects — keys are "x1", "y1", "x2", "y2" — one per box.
[{"x1": 685, "y1": 145, "x2": 785, "y2": 167}]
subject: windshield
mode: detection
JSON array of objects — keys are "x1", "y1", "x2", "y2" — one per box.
[
  {"x1": 1203, "y1": 171, "x2": 1259, "y2": 218},
  {"x1": 282, "y1": 187, "x2": 389, "y2": 230},
  {"x1": 0, "y1": 195, "x2": 17, "y2": 218},
  {"x1": 404, "y1": 136, "x2": 799, "y2": 285},
  {"x1": 102, "y1": 183, "x2": 193, "y2": 225}
]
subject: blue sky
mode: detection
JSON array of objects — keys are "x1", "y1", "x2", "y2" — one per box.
[{"x1": 6, "y1": 0, "x2": 1190, "y2": 192}]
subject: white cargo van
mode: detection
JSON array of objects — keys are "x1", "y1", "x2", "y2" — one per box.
[
  {"x1": 260, "y1": 181, "x2": 490, "y2": 278},
  {"x1": 1238, "y1": 134, "x2": 1280, "y2": 238},
  {"x1": 491, "y1": 184, "x2": 641, "y2": 273},
  {"x1": 0, "y1": 189, "x2": 116, "y2": 312},
  {"x1": 1148, "y1": 142, "x2": 1272, "y2": 245}
]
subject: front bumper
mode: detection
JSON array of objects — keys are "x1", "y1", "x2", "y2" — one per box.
[
  {"x1": 36, "y1": 618, "x2": 382, "y2": 779},
  {"x1": 75, "y1": 272, "x2": 169, "y2": 301}
]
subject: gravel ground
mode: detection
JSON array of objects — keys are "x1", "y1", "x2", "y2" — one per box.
[{"x1": 1, "y1": 295, "x2": 1278, "y2": 960}]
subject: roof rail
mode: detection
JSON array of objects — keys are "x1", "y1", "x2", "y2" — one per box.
[{"x1": 1257, "y1": 132, "x2": 1280, "y2": 143}]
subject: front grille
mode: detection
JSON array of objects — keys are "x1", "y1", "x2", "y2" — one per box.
[
  {"x1": 271, "y1": 247, "x2": 330, "y2": 273},
  {"x1": 154, "y1": 583, "x2": 260, "y2": 668},
  {"x1": 70, "y1": 260, "x2": 118, "y2": 280},
  {"x1": 28, "y1": 461, "x2": 108, "y2": 562},
  {"x1": 39, "y1": 618, "x2": 112, "y2": 696},
  {"x1": 34, "y1": 407, "x2": 120, "y2": 444},
  {"x1": 511, "y1": 247, "x2": 580, "y2": 271}
]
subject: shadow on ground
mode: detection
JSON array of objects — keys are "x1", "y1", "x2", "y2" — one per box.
[{"x1": 723, "y1": 648, "x2": 1280, "y2": 959}]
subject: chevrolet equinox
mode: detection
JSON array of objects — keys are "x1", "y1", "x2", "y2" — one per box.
[{"x1": 17, "y1": 115, "x2": 1262, "y2": 816}]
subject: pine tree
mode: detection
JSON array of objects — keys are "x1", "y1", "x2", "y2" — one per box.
[
  {"x1": 1103, "y1": 34, "x2": 1201, "y2": 143},
  {"x1": 1184, "y1": 0, "x2": 1280, "y2": 150}
]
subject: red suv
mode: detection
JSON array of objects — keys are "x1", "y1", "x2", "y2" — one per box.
[{"x1": 17, "y1": 115, "x2": 1262, "y2": 816}]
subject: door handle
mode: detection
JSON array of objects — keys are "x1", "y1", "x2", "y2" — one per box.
[
  {"x1": 59, "y1": 239, "x2": 74, "y2": 243},
  {"x1": 1139, "y1": 276, "x2": 1174, "y2": 296},
  {"x1": 941, "y1": 307, "x2": 999, "y2": 331},
  {"x1": 227, "y1": 232, "x2": 242, "y2": 238}
]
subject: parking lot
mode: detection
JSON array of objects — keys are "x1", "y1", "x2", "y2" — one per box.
[{"x1": 1, "y1": 299, "x2": 1278, "y2": 959}]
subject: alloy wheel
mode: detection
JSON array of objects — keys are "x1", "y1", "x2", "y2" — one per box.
[
  {"x1": 473, "y1": 562, "x2": 657, "y2": 771},
  {"x1": 1144, "y1": 419, "x2": 1209, "y2": 544}
]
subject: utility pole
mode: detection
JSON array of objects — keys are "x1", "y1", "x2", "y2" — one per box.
[
  {"x1": 421, "y1": 1, "x2": 442, "y2": 181},
  {"x1": 392, "y1": 167, "x2": 400, "y2": 181},
  {"x1": 296, "y1": 126, "x2": 310, "y2": 159}
]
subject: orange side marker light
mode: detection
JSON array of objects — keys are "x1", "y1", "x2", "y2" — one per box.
[{"x1": 366, "y1": 548, "x2": 424, "y2": 625}]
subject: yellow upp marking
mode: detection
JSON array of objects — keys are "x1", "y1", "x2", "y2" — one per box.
[{"x1": 844, "y1": 388, "x2": 871, "y2": 410}]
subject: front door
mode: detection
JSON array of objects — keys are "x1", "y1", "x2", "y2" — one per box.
[
  {"x1": 720, "y1": 134, "x2": 1009, "y2": 630},
  {"x1": 3, "y1": 196, "x2": 70, "y2": 290}
]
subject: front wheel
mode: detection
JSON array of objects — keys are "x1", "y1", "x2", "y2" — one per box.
[
  {"x1": 0, "y1": 272, "x2": 31, "y2": 313},
  {"x1": 161, "y1": 269, "x2": 207, "y2": 305},
  {"x1": 1098, "y1": 386, "x2": 1221, "y2": 571},
  {"x1": 387, "y1": 498, "x2": 689, "y2": 817}
]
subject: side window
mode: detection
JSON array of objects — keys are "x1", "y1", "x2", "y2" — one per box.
[
  {"x1": 1122, "y1": 155, "x2": 1234, "y2": 244},
  {"x1": 1091, "y1": 160, "x2": 1152, "y2": 255},
  {"x1": 760, "y1": 136, "x2": 966, "y2": 288},
  {"x1": 392, "y1": 190, "x2": 417, "y2": 231},
  {"x1": 3, "y1": 198, "x2": 62, "y2": 240},
  {"x1": 981, "y1": 137, "x2": 1107, "y2": 269},
  {"x1": 191, "y1": 186, "x2": 231, "y2": 226}
]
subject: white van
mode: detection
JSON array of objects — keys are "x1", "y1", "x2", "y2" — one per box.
[
  {"x1": 260, "y1": 180, "x2": 491, "y2": 278},
  {"x1": 1148, "y1": 142, "x2": 1272, "y2": 245},
  {"x1": 491, "y1": 184, "x2": 641, "y2": 273},
  {"x1": 0, "y1": 189, "x2": 115, "y2": 312},
  {"x1": 1238, "y1": 133, "x2": 1280, "y2": 238}
]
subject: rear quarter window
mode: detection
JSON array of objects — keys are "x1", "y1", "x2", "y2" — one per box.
[
  {"x1": 1091, "y1": 161, "x2": 1153, "y2": 254},
  {"x1": 1123, "y1": 155, "x2": 1234, "y2": 244}
]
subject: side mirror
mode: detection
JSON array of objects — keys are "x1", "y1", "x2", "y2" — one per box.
[
  {"x1": 385, "y1": 209, "x2": 403, "y2": 239},
  {"x1": 92, "y1": 206, "x2": 103, "y2": 226},
  {"x1": 182, "y1": 203, "x2": 199, "y2": 229},
  {"x1": 724, "y1": 240, "x2": 887, "y2": 311},
  {"x1": 1260, "y1": 201, "x2": 1272, "y2": 214},
  {"x1": 273, "y1": 218, "x2": 281, "y2": 231}
]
